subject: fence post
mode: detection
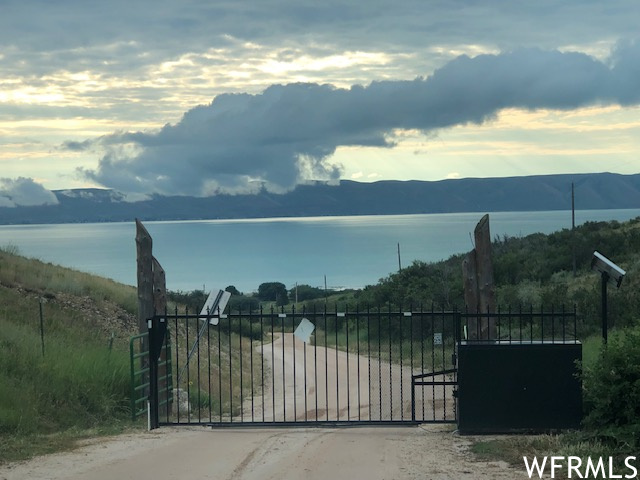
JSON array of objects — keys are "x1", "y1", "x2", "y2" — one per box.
[{"x1": 39, "y1": 299, "x2": 45, "y2": 357}]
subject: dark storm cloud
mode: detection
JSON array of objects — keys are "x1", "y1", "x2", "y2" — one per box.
[
  {"x1": 2, "y1": 1, "x2": 638, "y2": 77},
  {"x1": 81, "y1": 43, "x2": 640, "y2": 195}
]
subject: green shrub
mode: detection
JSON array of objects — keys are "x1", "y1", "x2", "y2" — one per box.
[
  {"x1": 189, "y1": 388, "x2": 211, "y2": 411},
  {"x1": 581, "y1": 326, "x2": 640, "y2": 452}
]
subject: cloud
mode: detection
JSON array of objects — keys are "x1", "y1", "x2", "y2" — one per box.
[
  {"x1": 61, "y1": 140, "x2": 94, "y2": 152},
  {"x1": 80, "y1": 42, "x2": 640, "y2": 196},
  {"x1": 2, "y1": 1, "x2": 638, "y2": 65},
  {"x1": 0, "y1": 177, "x2": 59, "y2": 207}
]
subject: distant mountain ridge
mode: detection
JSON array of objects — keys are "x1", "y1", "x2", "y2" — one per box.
[{"x1": 1, "y1": 172, "x2": 640, "y2": 225}]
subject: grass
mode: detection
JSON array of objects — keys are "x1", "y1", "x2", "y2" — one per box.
[
  {"x1": 470, "y1": 433, "x2": 609, "y2": 471},
  {"x1": 470, "y1": 432, "x2": 621, "y2": 480},
  {"x1": 0, "y1": 287, "x2": 137, "y2": 464},
  {"x1": 0, "y1": 247, "x2": 142, "y2": 464},
  {"x1": 0, "y1": 421, "x2": 141, "y2": 465}
]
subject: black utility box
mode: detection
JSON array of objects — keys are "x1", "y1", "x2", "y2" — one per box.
[{"x1": 457, "y1": 341, "x2": 582, "y2": 433}]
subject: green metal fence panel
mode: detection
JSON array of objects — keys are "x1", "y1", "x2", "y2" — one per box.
[
  {"x1": 130, "y1": 332, "x2": 172, "y2": 421},
  {"x1": 129, "y1": 333, "x2": 149, "y2": 421}
]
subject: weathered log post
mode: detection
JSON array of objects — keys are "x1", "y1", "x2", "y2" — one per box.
[
  {"x1": 136, "y1": 219, "x2": 154, "y2": 346},
  {"x1": 462, "y1": 214, "x2": 496, "y2": 340},
  {"x1": 475, "y1": 214, "x2": 496, "y2": 339}
]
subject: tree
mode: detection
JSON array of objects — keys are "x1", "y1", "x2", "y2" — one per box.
[
  {"x1": 257, "y1": 282, "x2": 289, "y2": 306},
  {"x1": 288, "y1": 284, "x2": 325, "y2": 302},
  {"x1": 167, "y1": 289, "x2": 208, "y2": 311},
  {"x1": 225, "y1": 285, "x2": 241, "y2": 296}
]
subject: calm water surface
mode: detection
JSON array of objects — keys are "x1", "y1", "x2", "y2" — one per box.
[{"x1": 1, "y1": 210, "x2": 638, "y2": 293}]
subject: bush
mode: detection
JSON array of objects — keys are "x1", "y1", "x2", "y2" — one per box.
[
  {"x1": 581, "y1": 325, "x2": 640, "y2": 452},
  {"x1": 288, "y1": 284, "x2": 325, "y2": 302},
  {"x1": 167, "y1": 289, "x2": 208, "y2": 312}
]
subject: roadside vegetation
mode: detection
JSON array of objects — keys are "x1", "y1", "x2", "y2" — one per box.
[
  {"x1": 0, "y1": 247, "x2": 139, "y2": 464},
  {"x1": 1, "y1": 216, "x2": 639, "y2": 467}
]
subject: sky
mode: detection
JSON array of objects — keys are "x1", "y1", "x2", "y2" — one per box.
[{"x1": 1, "y1": 0, "x2": 640, "y2": 205}]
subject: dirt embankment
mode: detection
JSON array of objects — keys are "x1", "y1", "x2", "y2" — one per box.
[{"x1": 4, "y1": 283, "x2": 137, "y2": 340}]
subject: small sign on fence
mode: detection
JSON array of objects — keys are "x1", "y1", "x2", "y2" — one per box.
[
  {"x1": 294, "y1": 318, "x2": 315, "y2": 343},
  {"x1": 434, "y1": 332, "x2": 443, "y2": 345}
]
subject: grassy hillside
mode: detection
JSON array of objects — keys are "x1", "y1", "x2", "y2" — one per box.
[
  {"x1": 0, "y1": 247, "x2": 265, "y2": 463},
  {"x1": 0, "y1": 247, "x2": 140, "y2": 463}
]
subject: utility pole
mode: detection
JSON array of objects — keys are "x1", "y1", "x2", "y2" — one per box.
[
  {"x1": 601, "y1": 271, "x2": 608, "y2": 344},
  {"x1": 572, "y1": 183, "x2": 576, "y2": 277},
  {"x1": 324, "y1": 275, "x2": 328, "y2": 305},
  {"x1": 397, "y1": 243, "x2": 402, "y2": 272}
]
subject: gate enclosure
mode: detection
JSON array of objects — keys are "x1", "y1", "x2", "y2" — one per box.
[
  {"x1": 148, "y1": 305, "x2": 458, "y2": 427},
  {"x1": 143, "y1": 305, "x2": 578, "y2": 429}
]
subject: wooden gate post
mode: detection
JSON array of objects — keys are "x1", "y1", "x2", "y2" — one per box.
[
  {"x1": 136, "y1": 219, "x2": 154, "y2": 338},
  {"x1": 462, "y1": 215, "x2": 496, "y2": 340},
  {"x1": 136, "y1": 219, "x2": 156, "y2": 427}
]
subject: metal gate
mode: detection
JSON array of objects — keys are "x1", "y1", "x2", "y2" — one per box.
[{"x1": 146, "y1": 305, "x2": 459, "y2": 428}]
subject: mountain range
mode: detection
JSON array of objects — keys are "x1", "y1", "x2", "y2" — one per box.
[{"x1": 1, "y1": 172, "x2": 639, "y2": 225}]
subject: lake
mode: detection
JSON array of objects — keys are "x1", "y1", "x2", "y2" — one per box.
[{"x1": 1, "y1": 209, "x2": 638, "y2": 293}]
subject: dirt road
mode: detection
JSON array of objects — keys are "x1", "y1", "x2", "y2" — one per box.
[
  {"x1": 244, "y1": 332, "x2": 454, "y2": 423},
  {"x1": 0, "y1": 425, "x2": 529, "y2": 480}
]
